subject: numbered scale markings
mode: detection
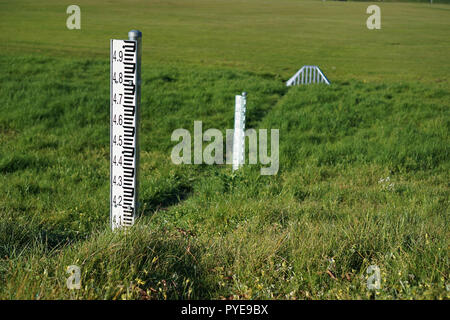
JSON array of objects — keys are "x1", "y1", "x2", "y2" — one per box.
[{"x1": 110, "y1": 39, "x2": 139, "y2": 230}]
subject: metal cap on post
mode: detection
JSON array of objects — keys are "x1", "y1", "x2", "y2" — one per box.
[
  {"x1": 129, "y1": 29, "x2": 142, "y2": 83},
  {"x1": 128, "y1": 30, "x2": 142, "y2": 41}
]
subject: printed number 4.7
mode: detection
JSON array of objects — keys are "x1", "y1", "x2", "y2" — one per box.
[{"x1": 113, "y1": 93, "x2": 122, "y2": 104}]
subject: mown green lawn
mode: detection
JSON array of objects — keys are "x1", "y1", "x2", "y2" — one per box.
[
  {"x1": 0, "y1": 0, "x2": 448, "y2": 299},
  {"x1": 1, "y1": 0, "x2": 449, "y2": 82}
]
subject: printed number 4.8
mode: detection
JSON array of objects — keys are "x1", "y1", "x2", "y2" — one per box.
[{"x1": 112, "y1": 72, "x2": 123, "y2": 84}]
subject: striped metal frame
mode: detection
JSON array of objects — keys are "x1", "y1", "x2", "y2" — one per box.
[{"x1": 286, "y1": 65, "x2": 330, "y2": 86}]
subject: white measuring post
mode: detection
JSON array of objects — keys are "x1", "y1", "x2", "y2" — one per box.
[
  {"x1": 110, "y1": 30, "x2": 142, "y2": 230},
  {"x1": 232, "y1": 92, "x2": 246, "y2": 171}
]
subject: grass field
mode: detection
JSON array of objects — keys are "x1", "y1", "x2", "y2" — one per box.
[{"x1": 0, "y1": 0, "x2": 449, "y2": 299}]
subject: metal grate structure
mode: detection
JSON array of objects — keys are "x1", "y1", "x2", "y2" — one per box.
[{"x1": 286, "y1": 65, "x2": 330, "y2": 86}]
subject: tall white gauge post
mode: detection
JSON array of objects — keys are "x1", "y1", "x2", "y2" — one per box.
[
  {"x1": 110, "y1": 30, "x2": 142, "y2": 230},
  {"x1": 232, "y1": 92, "x2": 246, "y2": 171}
]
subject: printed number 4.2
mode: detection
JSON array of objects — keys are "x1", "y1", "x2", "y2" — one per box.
[{"x1": 113, "y1": 195, "x2": 122, "y2": 207}]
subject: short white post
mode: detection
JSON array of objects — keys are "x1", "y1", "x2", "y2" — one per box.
[{"x1": 232, "y1": 92, "x2": 246, "y2": 171}]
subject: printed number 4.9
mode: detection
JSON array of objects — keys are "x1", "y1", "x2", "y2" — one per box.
[{"x1": 112, "y1": 50, "x2": 123, "y2": 62}]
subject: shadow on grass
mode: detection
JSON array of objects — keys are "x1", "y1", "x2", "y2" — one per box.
[
  {"x1": 132, "y1": 233, "x2": 218, "y2": 299},
  {"x1": 140, "y1": 184, "x2": 193, "y2": 217},
  {"x1": 0, "y1": 210, "x2": 83, "y2": 259},
  {"x1": 56, "y1": 226, "x2": 221, "y2": 299}
]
